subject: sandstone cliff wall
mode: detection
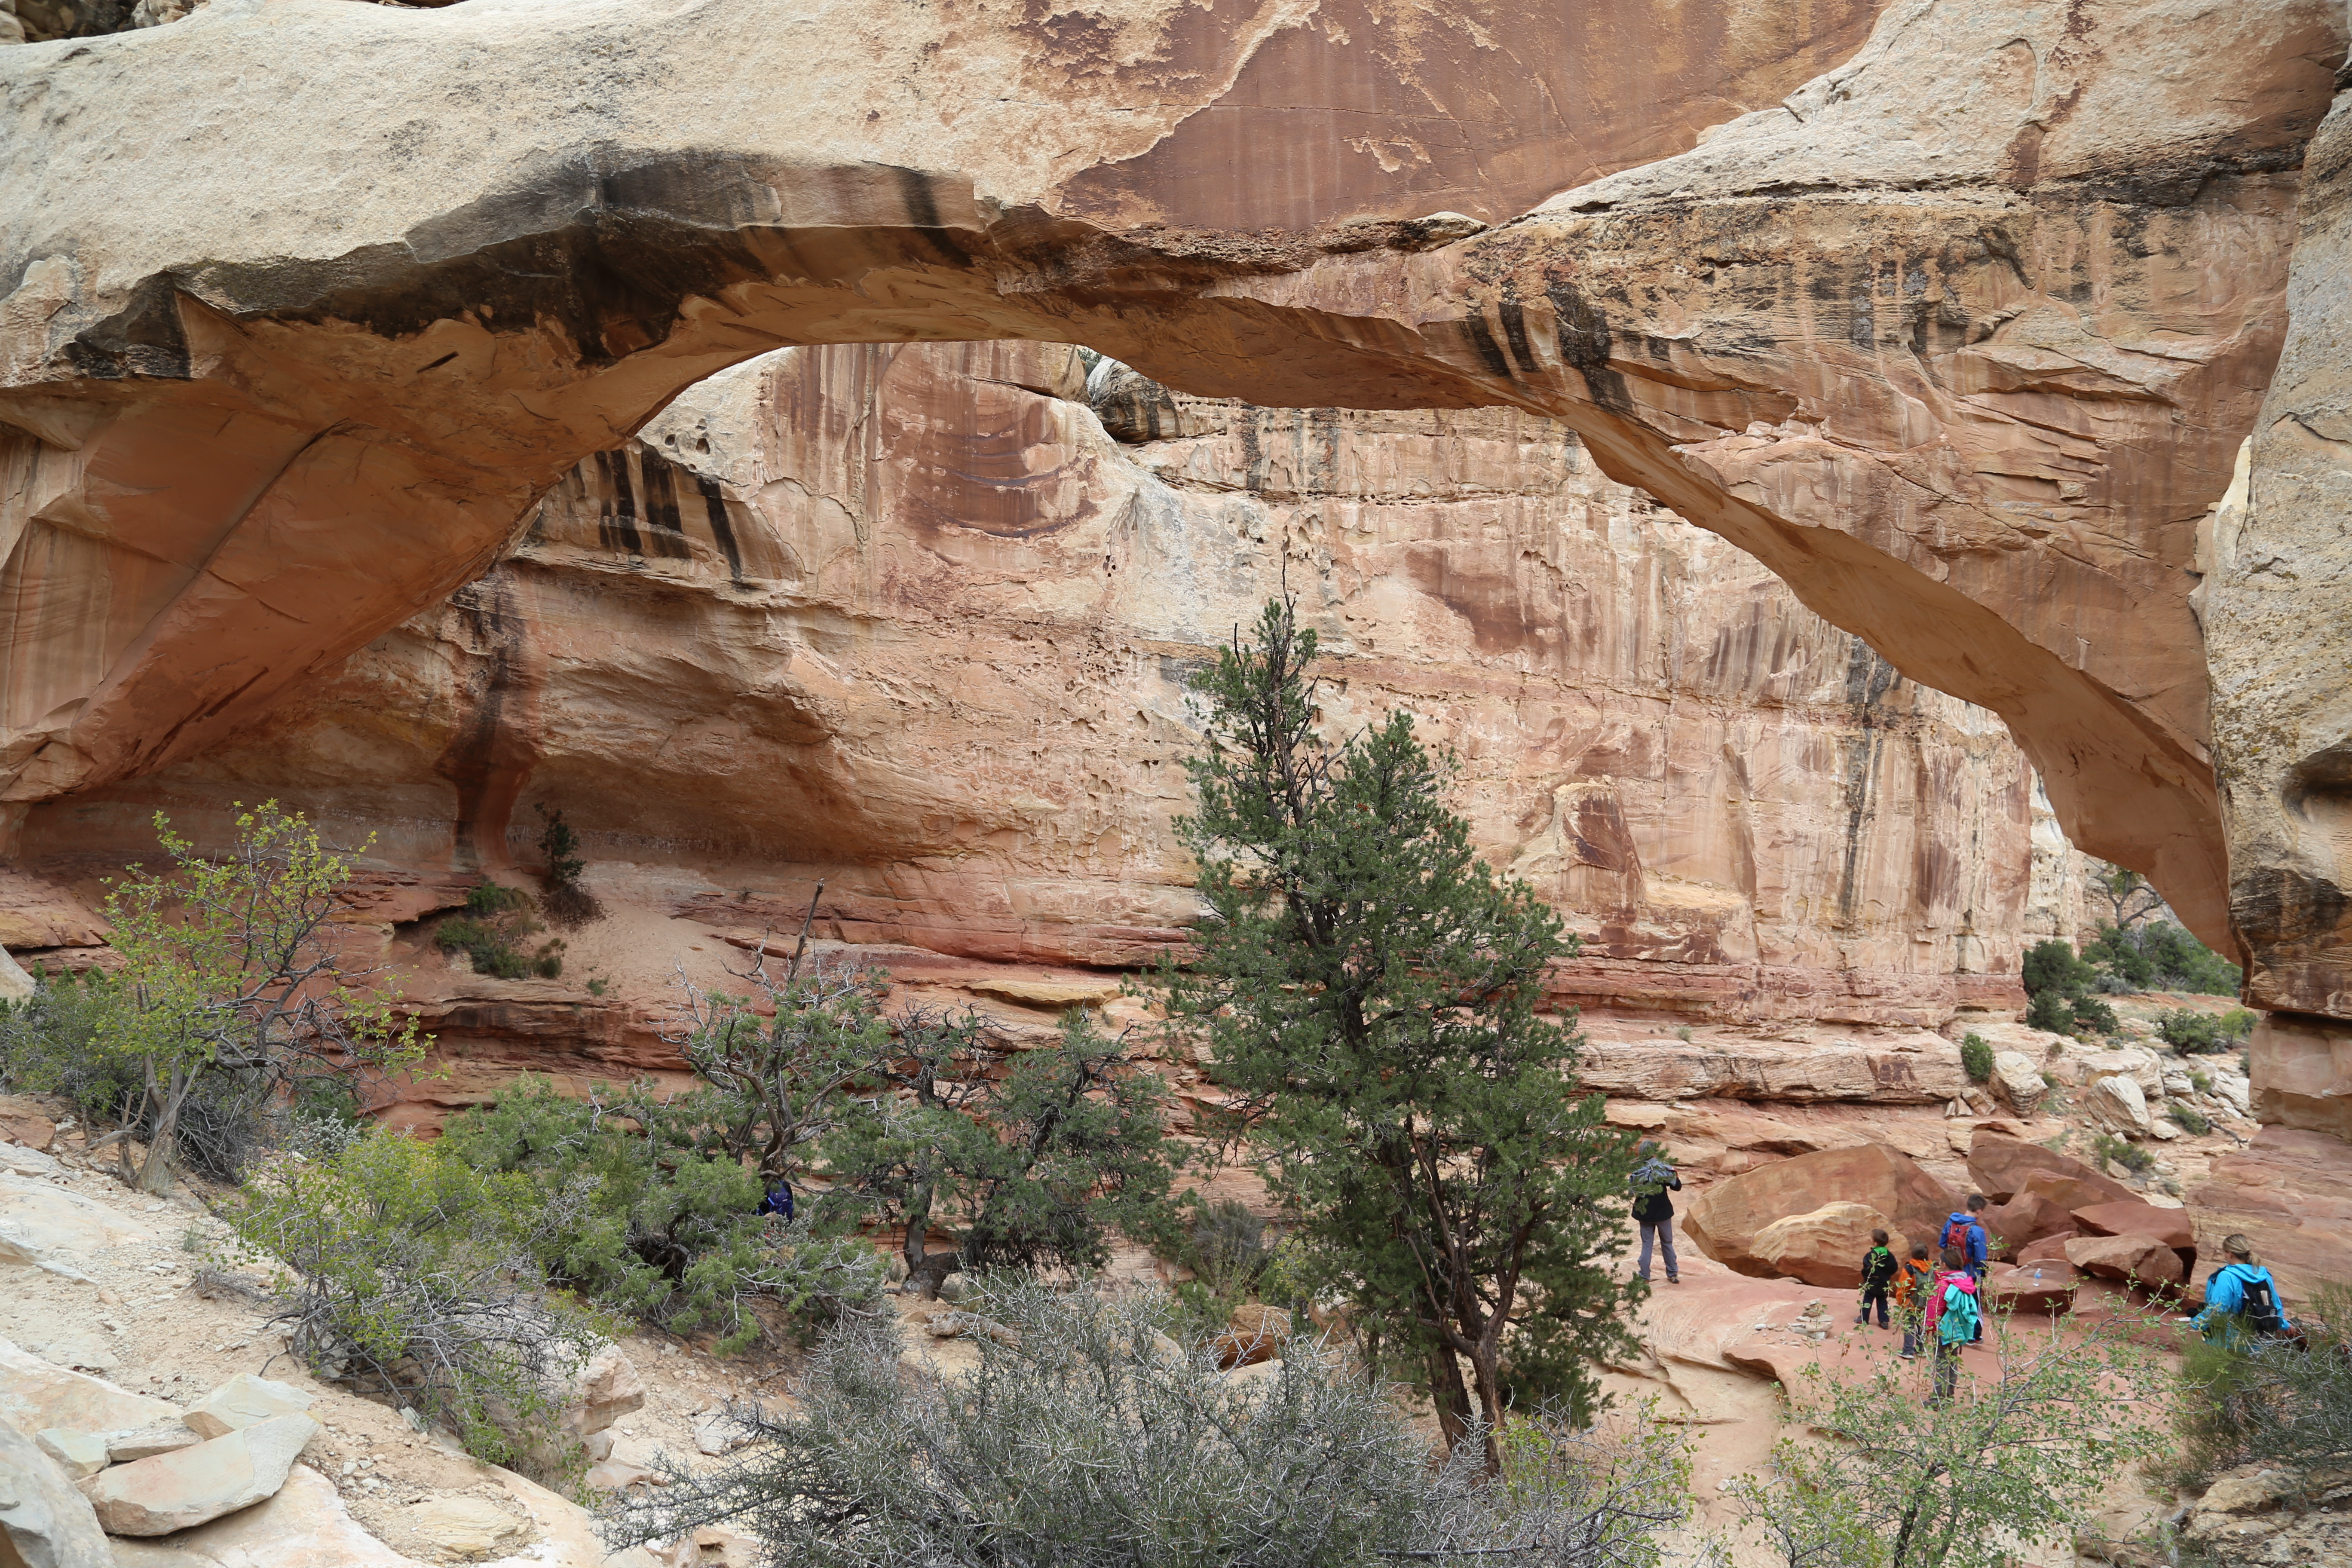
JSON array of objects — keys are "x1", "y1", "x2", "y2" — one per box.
[{"x1": 23, "y1": 342, "x2": 2033, "y2": 1025}]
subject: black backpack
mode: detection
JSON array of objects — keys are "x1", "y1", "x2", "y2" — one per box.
[{"x1": 2236, "y1": 1271, "x2": 2288, "y2": 1337}]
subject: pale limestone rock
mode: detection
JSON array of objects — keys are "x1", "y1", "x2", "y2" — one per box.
[
  {"x1": 2084, "y1": 1076, "x2": 2154, "y2": 1137},
  {"x1": 0, "y1": 1341, "x2": 182, "y2": 1437},
  {"x1": 1748, "y1": 1203, "x2": 1901, "y2": 1289},
  {"x1": 81, "y1": 1414, "x2": 318, "y2": 1537},
  {"x1": 102, "y1": 1465, "x2": 417, "y2": 1568},
  {"x1": 404, "y1": 1495, "x2": 529, "y2": 1558},
  {"x1": 181, "y1": 1375, "x2": 312, "y2": 1439},
  {"x1": 0, "y1": 1179, "x2": 153, "y2": 1281},
  {"x1": 1988, "y1": 1052, "x2": 2046, "y2": 1118},
  {"x1": 561, "y1": 1345, "x2": 643, "y2": 1442},
  {"x1": 0, "y1": 1417, "x2": 110, "y2": 1568},
  {"x1": 32, "y1": 1428, "x2": 106, "y2": 1482},
  {"x1": 104, "y1": 1425, "x2": 200, "y2": 1462}
]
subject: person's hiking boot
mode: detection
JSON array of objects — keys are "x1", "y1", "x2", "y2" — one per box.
[{"x1": 1667, "y1": 1274, "x2": 1680, "y2": 1284}]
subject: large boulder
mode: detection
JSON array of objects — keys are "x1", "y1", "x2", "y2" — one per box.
[
  {"x1": 1682, "y1": 1144, "x2": 1956, "y2": 1278},
  {"x1": 2064, "y1": 1234, "x2": 2186, "y2": 1288},
  {"x1": 104, "y1": 1465, "x2": 422, "y2": 1568},
  {"x1": 80, "y1": 1414, "x2": 318, "y2": 1537},
  {"x1": 0, "y1": 1341, "x2": 183, "y2": 1436},
  {"x1": 2071, "y1": 1202, "x2": 2195, "y2": 1251},
  {"x1": 182, "y1": 1374, "x2": 314, "y2": 1439},
  {"x1": 1749, "y1": 1203, "x2": 1902, "y2": 1288},
  {"x1": 0, "y1": 1098, "x2": 56, "y2": 1152},
  {"x1": 2016, "y1": 1234, "x2": 2080, "y2": 1266},
  {"x1": 0, "y1": 1417, "x2": 110, "y2": 1568},
  {"x1": 1966, "y1": 1133, "x2": 2134, "y2": 1206},
  {"x1": 2084, "y1": 1076, "x2": 2153, "y2": 1137},
  {"x1": 1981, "y1": 1190, "x2": 2076, "y2": 1258},
  {"x1": 1981, "y1": 1263, "x2": 2079, "y2": 1316},
  {"x1": 2019, "y1": 1169, "x2": 2142, "y2": 1216}
]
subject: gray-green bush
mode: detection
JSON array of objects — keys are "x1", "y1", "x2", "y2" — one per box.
[{"x1": 601, "y1": 1283, "x2": 1694, "y2": 1568}]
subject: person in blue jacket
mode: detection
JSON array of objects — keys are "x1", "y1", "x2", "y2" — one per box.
[
  {"x1": 1937, "y1": 1196, "x2": 1992, "y2": 1342},
  {"x1": 2190, "y1": 1235, "x2": 2294, "y2": 1347}
]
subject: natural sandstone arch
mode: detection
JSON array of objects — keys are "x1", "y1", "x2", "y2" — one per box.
[{"x1": 0, "y1": 0, "x2": 2345, "y2": 995}]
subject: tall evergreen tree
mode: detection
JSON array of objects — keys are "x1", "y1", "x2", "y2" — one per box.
[{"x1": 1161, "y1": 596, "x2": 1642, "y2": 1469}]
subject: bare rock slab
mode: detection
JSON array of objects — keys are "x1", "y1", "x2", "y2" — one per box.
[
  {"x1": 0, "y1": 1340, "x2": 183, "y2": 1437},
  {"x1": 181, "y1": 1374, "x2": 313, "y2": 1439},
  {"x1": 1749, "y1": 1202, "x2": 1901, "y2": 1288},
  {"x1": 80, "y1": 1413, "x2": 318, "y2": 1537},
  {"x1": 103, "y1": 1465, "x2": 417, "y2": 1568},
  {"x1": 0, "y1": 1416, "x2": 111, "y2": 1568}
]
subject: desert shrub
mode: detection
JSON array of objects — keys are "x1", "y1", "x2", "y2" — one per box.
[
  {"x1": 436, "y1": 882, "x2": 565, "y2": 979},
  {"x1": 1725, "y1": 1301, "x2": 2166, "y2": 1568},
  {"x1": 2177, "y1": 1280, "x2": 2352, "y2": 1485},
  {"x1": 441, "y1": 1074, "x2": 884, "y2": 1354},
  {"x1": 2081, "y1": 920, "x2": 2240, "y2": 997},
  {"x1": 2159, "y1": 1007, "x2": 2258, "y2": 1055},
  {"x1": 1183, "y1": 1198, "x2": 1268, "y2": 1295},
  {"x1": 1960, "y1": 1032, "x2": 1994, "y2": 1084},
  {"x1": 2190, "y1": 1069, "x2": 2215, "y2": 1095},
  {"x1": 2024, "y1": 988, "x2": 2075, "y2": 1035},
  {"x1": 600, "y1": 1282, "x2": 1694, "y2": 1568},
  {"x1": 533, "y1": 804, "x2": 603, "y2": 928},
  {"x1": 2023, "y1": 940, "x2": 2096, "y2": 1001},
  {"x1": 2091, "y1": 1133, "x2": 2155, "y2": 1175},
  {"x1": 2068, "y1": 995, "x2": 2119, "y2": 1037},
  {"x1": 0, "y1": 968, "x2": 142, "y2": 1120},
  {"x1": 2169, "y1": 1105, "x2": 2213, "y2": 1136},
  {"x1": 217, "y1": 1129, "x2": 604, "y2": 1482}
]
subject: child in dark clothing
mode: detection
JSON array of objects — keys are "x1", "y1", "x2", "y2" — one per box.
[
  {"x1": 1893, "y1": 1242, "x2": 1935, "y2": 1358},
  {"x1": 1856, "y1": 1228, "x2": 1897, "y2": 1328}
]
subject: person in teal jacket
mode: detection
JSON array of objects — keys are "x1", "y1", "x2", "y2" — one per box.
[{"x1": 2190, "y1": 1235, "x2": 2294, "y2": 1347}]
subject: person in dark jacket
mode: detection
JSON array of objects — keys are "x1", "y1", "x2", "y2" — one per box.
[
  {"x1": 1856, "y1": 1228, "x2": 1898, "y2": 1328},
  {"x1": 1629, "y1": 1141, "x2": 1682, "y2": 1285},
  {"x1": 757, "y1": 1179, "x2": 795, "y2": 1221}
]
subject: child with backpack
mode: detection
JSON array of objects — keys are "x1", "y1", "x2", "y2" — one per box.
[
  {"x1": 1856, "y1": 1228, "x2": 1897, "y2": 1329},
  {"x1": 1921, "y1": 1245, "x2": 1981, "y2": 1403},
  {"x1": 1939, "y1": 1196, "x2": 1992, "y2": 1343},
  {"x1": 1893, "y1": 1241, "x2": 1935, "y2": 1358},
  {"x1": 2189, "y1": 1235, "x2": 2295, "y2": 1348}
]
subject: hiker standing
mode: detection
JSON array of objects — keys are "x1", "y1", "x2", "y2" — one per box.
[
  {"x1": 2189, "y1": 1235, "x2": 2294, "y2": 1348},
  {"x1": 1939, "y1": 1195, "x2": 1992, "y2": 1343},
  {"x1": 1856, "y1": 1228, "x2": 1897, "y2": 1329},
  {"x1": 1893, "y1": 1241, "x2": 1935, "y2": 1359},
  {"x1": 1630, "y1": 1141, "x2": 1682, "y2": 1285},
  {"x1": 1921, "y1": 1245, "x2": 1982, "y2": 1403}
]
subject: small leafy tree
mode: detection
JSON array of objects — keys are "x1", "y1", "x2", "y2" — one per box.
[
  {"x1": 599, "y1": 1282, "x2": 1695, "y2": 1568},
  {"x1": 2088, "y1": 862, "x2": 2166, "y2": 933},
  {"x1": 1158, "y1": 596, "x2": 1642, "y2": 1468},
  {"x1": 825, "y1": 1008, "x2": 1184, "y2": 1286},
  {"x1": 2021, "y1": 940, "x2": 2121, "y2": 1039},
  {"x1": 668, "y1": 949, "x2": 896, "y2": 1186},
  {"x1": 1724, "y1": 1304, "x2": 2167, "y2": 1568},
  {"x1": 92, "y1": 803, "x2": 424, "y2": 1189},
  {"x1": 533, "y1": 804, "x2": 603, "y2": 927}
]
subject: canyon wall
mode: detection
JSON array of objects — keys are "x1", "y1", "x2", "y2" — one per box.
[
  {"x1": 2, "y1": 0, "x2": 2350, "y2": 1124},
  {"x1": 21, "y1": 340, "x2": 2033, "y2": 1026}
]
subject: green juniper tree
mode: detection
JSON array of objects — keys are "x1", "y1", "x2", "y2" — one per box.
[{"x1": 1159, "y1": 596, "x2": 1642, "y2": 1469}]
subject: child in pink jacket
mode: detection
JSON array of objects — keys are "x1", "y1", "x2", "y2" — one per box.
[{"x1": 1920, "y1": 1246, "x2": 1982, "y2": 1403}]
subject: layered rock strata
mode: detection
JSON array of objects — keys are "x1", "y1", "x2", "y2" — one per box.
[
  {"x1": 26, "y1": 340, "x2": 2037, "y2": 1030},
  {"x1": 2, "y1": 0, "x2": 2346, "y2": 1020}
]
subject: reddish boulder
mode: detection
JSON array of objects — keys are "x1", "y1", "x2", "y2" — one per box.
[
  {"x1": 2020, "y1": 1170, "x2": 2141, "y2": 1215},
  {"x1": 1981, "y1": 1191, "x2": 2074, "y2": 1257},
  {"x1": 1749, "y1": 1203, "x2": 1904, "y2": 1288},
  {"x1": 1967, "y1": 1133, "x2": 2134, "y2": 1206},
  {"x1": 1683, "y1": 1144, "x2": 1957, "y2": 1279},
  {"x1": 2064, "y1": 1234, "x2": 2186, "y2": 1288},
  {"x1": 2071, "y1": 1202, "x2": 2194, "y2": 1250},
  {"x1": 2015, "y1": 1233, "x2": 2081, "y2": 1266},
  {"x1": 1982, "y1": 1263, "x2": 2078, "y2": 1315},
  {"x1": 2187, "y1": 1127, "x2": 2352, "y2": 1310}
]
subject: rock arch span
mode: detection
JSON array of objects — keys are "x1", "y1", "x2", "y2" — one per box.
[{"x1": 2, "y1": 0, "x2": 2349, "y2": 1051}]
